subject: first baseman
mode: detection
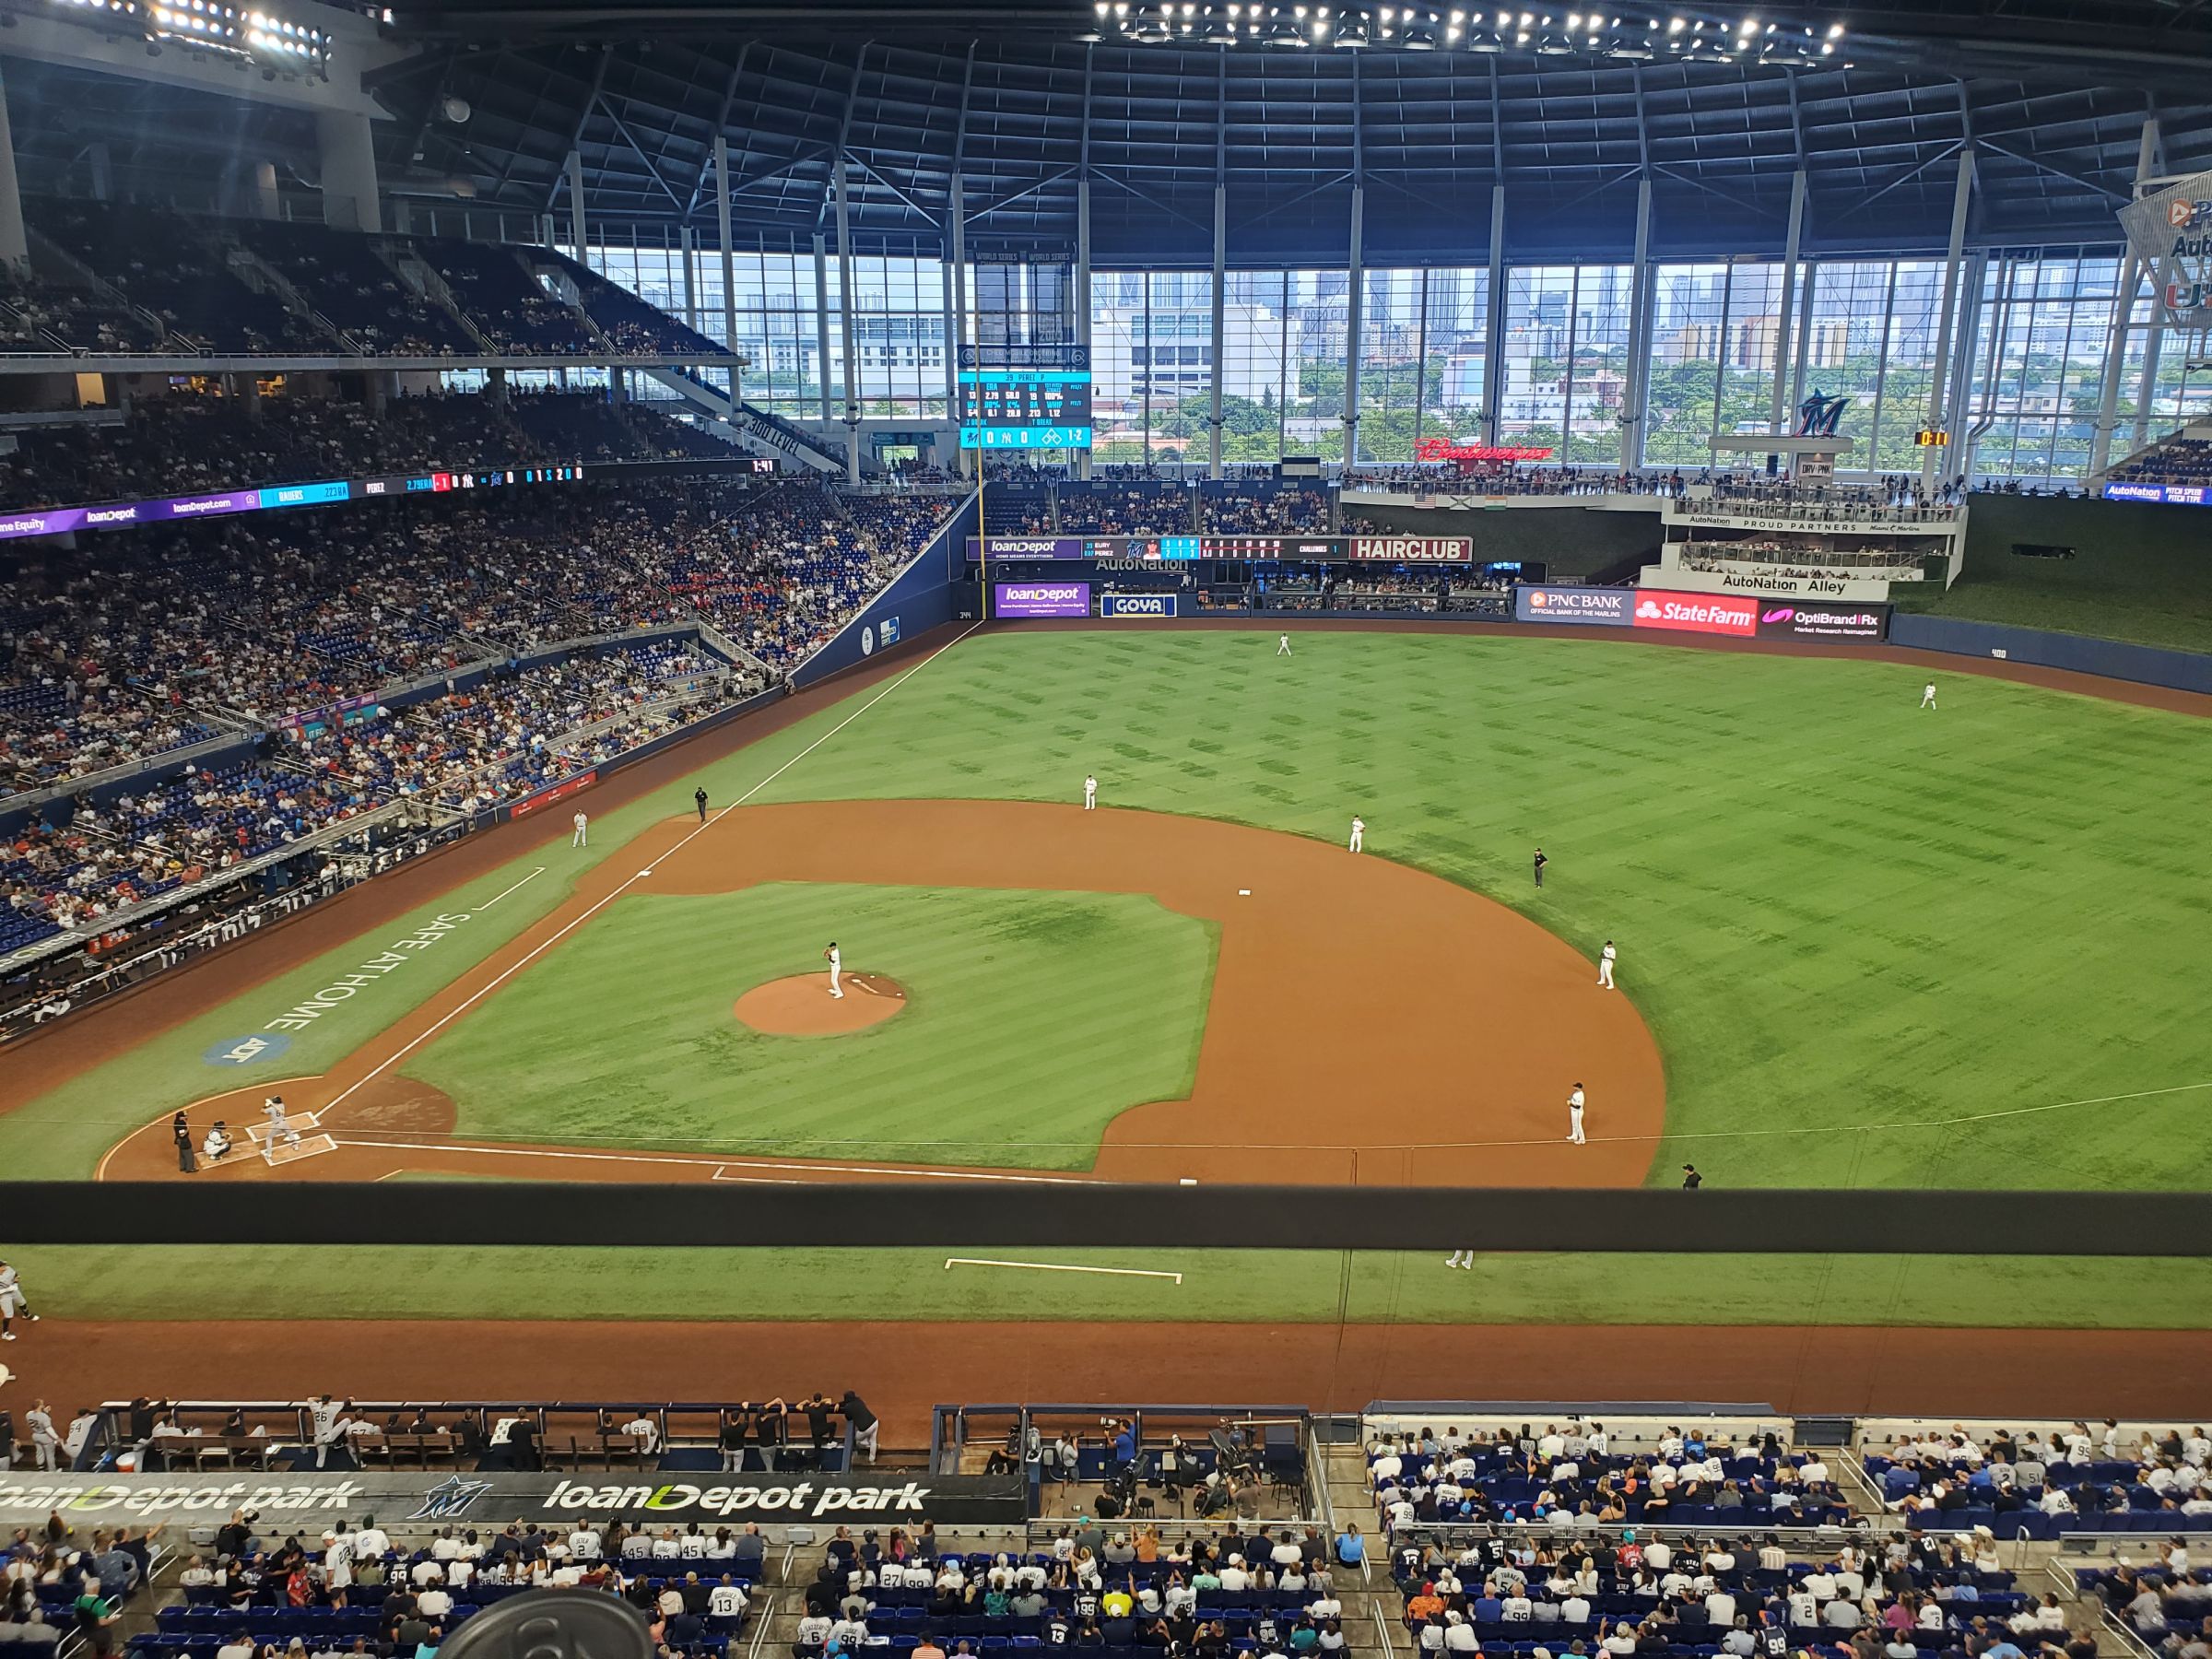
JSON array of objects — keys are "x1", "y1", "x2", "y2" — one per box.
[
  {"x1": 1597, "y1": 940, "x2": 1618, "y2": 990},
  {"x1": 1567, "y1": 1083, "x2": 1587, "y2": 1146},
  {"x1": 825, "y1": 941, "x2": 843, "y2": 999},
  {"x1": 572, "y1": 810, "x2": 589, "y2": 848}
]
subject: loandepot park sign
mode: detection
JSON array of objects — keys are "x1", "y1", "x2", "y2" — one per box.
[
  {"x1": 2121, "y1": 168, "x2": 2212, "y2": 324},
  {"x1": 0, "y1": 1473, "x2": 1027, "y2": 1529}
]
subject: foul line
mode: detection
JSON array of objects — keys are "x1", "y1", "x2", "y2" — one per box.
[
  {"x1": 321, "y1": 624, "x2": 982, "y2": 1117},
  {"x1": 471, "y1": 866, "x2": 547, "y2": 910},
  {"x1": 946, "y1": 1257, "x2": 1182, "y2": 1284}
]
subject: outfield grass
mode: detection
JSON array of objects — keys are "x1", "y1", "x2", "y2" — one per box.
[
  {"x1": 412, "y1": 883, "x2": 1216, "y2": 1167},
  {"x1": 9, "y1": 627, "x2": 2211, "y2": 1327}
]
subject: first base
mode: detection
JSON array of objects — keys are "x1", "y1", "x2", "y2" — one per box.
[{"x1": 1238, "y1": 888, "x2": 1251, "y2": 896}]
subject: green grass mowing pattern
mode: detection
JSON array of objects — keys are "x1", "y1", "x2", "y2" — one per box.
[
  {"x1": 13, "y1": 1242, "x2": 2212, "y2": 1329},
  {"x1": 725, "y1": 629, "x2": 2212, "y2": 1192},
  {"x1": 408, "y1": 883, "x2": 1216, "y2": 1169},
  {"x1": 9, "y1": 627, "x2": 2212, "y2": 1328}
]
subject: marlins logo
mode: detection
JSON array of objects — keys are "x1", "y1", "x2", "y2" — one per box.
[{"x1": 407, "y1": 1475, "x2": 496, "y2": 1522}]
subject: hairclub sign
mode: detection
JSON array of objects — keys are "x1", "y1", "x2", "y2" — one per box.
[
  {"x1": 1630, "y1": 591, "x2": 1761, "y2": 638},
  {"x1": 1348, "y1": 536, "x2": 1473, "y2": 563},
  {"x1": 0, "y1": 1471, "x2": 1028, "y2": 1529}
]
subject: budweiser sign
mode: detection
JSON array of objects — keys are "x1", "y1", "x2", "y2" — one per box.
[
  {"x1": 1350, "y1": 536, "x2": 1473, "y2": 563},
  {"x1": 1413, "y1": 438, "x2": 1556, "y2": 464}
]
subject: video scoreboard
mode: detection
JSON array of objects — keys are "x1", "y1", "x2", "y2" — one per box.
[
  {"x1": 958, "y1": 343, "x2": 1092, "y2": 451},
  {"x1": 966, "y1": 534, "x2": 1474, "y2": 562}
]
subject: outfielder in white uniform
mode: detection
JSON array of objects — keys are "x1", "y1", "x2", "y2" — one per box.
[
  {"x1": 1920, "y1": 682, "x2": 1937, "y2": 710},
  {"x1": 0, "y1": 1260, "x2": 35, "y2": 1339},
  {"x1": 1348, "y1": 817, "x2": 1365, "y2": 853},
  {"x1": 1084, "y1": 774, "x2": 1098, "y2": 811},
  {"x1": 1567, "y1": 1084, "x2": 1587, "y2": 1146},
  {"x1": 1277, "y1": 633, "x2": 1292, "y2": 656},
  {"x1": 1597, "y1": 941, "x2": 1618, "y2": 990},
  {"x1": 825, "y1": 942, "x2": 843, "y2": 999},
  {"x1": 572, "y1": 810, "x2": 588, "y2": 847}
]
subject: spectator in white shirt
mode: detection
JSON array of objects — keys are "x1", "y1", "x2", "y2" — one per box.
[
  {"x1": 710, "y1": 1579, "x2": 747, "y2": 1618},
  {"x1": 1562, "y1": 1595, "x2": 1592, "y2": 1625}
]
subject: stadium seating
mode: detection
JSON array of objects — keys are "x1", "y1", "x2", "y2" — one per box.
[{"x1": 2105, "y1": 433, "x2": 2212, "y2": 490}]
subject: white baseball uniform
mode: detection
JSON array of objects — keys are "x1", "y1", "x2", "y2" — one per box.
[
  {"x1": 1348, "y1": 817, "x2": 1364, "y2": 853},
  {"x1": 572, "y1": 810, "x2": 588, "y2": 847},
  {"x1": 1597, "y1": 944, "x2": 1617, "y2": 990},
  {"x1": 1920, "y1": 683, "x2": 1936, "y2": 709},
  {"x1": 1084, "y1": 775, "x2": 1098, "y2": 811},
  {"x1": 0, "y1": 1263, "x2": 30, "y2": 1335},
  {"x1": 264, "y1": 1097, "x2": 300, "y2": 1147},
  {"x1": 1568, "y1": 1088, "x2": 1586, "y2": 1146},
  {"x1": 1277, "y1": 634, "x2": 1292, "y2": 656},
  {"x1": 828, "y1": 945, "x2": 843, "y2": 999}
]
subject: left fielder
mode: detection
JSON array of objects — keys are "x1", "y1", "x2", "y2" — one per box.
[{"x1": 825, "y1": 941, "x2": 843, "y2": 999}]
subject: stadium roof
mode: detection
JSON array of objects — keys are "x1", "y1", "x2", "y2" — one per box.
[{"x1": 11, "y1": 0, "x2": 2212, "y2": 262}]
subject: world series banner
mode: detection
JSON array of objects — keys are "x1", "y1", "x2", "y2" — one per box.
[
  {"x1": 0, "y1": 1471, "x2": 1029, "y2": 1529},
  {"x1": 2120, "y1": 169, "x2": 2212, "y2": 327}
]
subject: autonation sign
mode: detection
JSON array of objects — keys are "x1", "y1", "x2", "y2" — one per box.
[{"x1": 1100, "y1": 593, "x2": 1180, "y2": 618}]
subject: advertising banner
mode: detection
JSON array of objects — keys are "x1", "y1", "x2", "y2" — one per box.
[
  {"x1": 2104, "y1": 482, "x2": 2209, "y2": 506},
  {"x1": 966, "y1": 537, "x2": 1090, "y2": 560},
  {"x1": 993, "y1": 582, "x2": 1090, "y2": 618},
  {"x1": 1349, "y1": 536, "x2": 1473, "y2": 563},
  {"x1": 0, "y1": 1471, "x2": 1028, "y2": 1529},
  {"x1": 1100, "y1": 594, "x2": 1180, "y2": 618},
  {"x1": 510, "y1": 771, "x2": 598, "y2": 820},
  {"x1": 1630, "y1": 591, "x2": 1761, "y2": 637},
  {"x1": 1514, "y1": 585, "x2": 1634, "y2": 626},
  {"x1": 1756, "y1": 602, "x2": 1890, "y2": 641}
]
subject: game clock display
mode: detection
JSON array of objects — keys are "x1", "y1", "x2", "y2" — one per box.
[{"x1": 958, "y1": 343, "x2": 1093, "y2": 451}]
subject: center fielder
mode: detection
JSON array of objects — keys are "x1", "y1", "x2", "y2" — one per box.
[
  {"x1": 1277, "y1": 633, "x2": 1292, "y2": 656},
  {"x1": 825, "y1": 941, "x2": 843, "y2": 999}
]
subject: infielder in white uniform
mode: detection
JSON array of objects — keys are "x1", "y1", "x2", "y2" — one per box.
[
  {"x1": 1084, "y1": 774, "x2": 1098, "y2": 811},
  {"x1": 1348, "y1": 817, "x2": 1365, "y2": 853},
  {"x1": 1920, "y1": 681, "x2": 1937, "y2": 710},
  {"x1": 0, "y1": 1260, "x2": 35, "y2": 1339},
  {"x1": 825, "y1": 941, "x2": 843, "y2": 999},
  {"x1": 572, "y1": 810, "x2": 589, "y2": 847},
  {"x1": 1277, "y1": 633, "x2": 1292, "y2": 656},
  {"x1": 1597, "y1": 940, "x2": 1618, "y2": 990},
  {"x1": 1567, "y1": 1084, "x2": 1587, "y2": 1146}
]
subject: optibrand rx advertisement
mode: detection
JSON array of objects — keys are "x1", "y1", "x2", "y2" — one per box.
[{"x1": 1755, "y1": 603, "x2": 1890, "y2": 641}]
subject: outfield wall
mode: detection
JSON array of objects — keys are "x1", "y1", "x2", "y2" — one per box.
[
  {"x1": 1888, "y1": 614, "x2": 2212, "y2": 695},
  {"x1": 791, "y1": 496, "x2": 975, "y2": 689}
]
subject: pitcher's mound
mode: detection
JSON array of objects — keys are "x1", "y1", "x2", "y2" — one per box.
[{"x1": 734, "y1": 972, "x2": 907, "y2": 1035}]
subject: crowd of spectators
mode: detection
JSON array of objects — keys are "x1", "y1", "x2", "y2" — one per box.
[
  {"x1": 0, "y1": 390, "x2": 738, "y2": 512},
  {"x1": 2105, "y1": 435, "x2": 2212, "y2": 489},
  {"x1": 547, "y1": 253, "x2": 729, "y2": 358},
  {"x1": 2, "y1": 473, "x2": 957, "y2": 954},
  {"x1": 794, "y1": 1520, "x2": 1352, "y2": 1659},
  {"x1": 0, "y1": 263, "x2": 168, "y2": 353},
  {"x1": 1868, "y1": 1422, "x2": 2212, "y2": 1524},
  {"x1": 1199, "y1": 486, "x2": 1332, "y2": 535},
  {"x1": 418, "y1": 241, "x2": 601, "y2": 355},
  {"x1": 2, "y1": 1514, "x2": 166, "y2": 1656},
  {"x1": 230, "y1": 220, "x2": 479, "y2": 358},
  {"x1": 1059, "y1": 483, "x2": 1194, "y2": 534}
]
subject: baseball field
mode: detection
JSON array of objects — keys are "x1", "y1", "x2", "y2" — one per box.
[{"x1": 7, "y1": 620, "x2": 2212, "y2": 1418}]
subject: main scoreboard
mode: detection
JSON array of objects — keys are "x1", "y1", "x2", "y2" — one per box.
[{"x1": 958, "y1": 344, "x2": 1092, "y2": 451}]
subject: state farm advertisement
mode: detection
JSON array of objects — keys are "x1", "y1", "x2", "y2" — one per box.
[{"x1": 1630, "y1": 591, "x2": 1760, "y2": 638}]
